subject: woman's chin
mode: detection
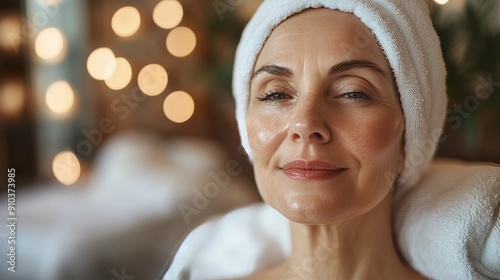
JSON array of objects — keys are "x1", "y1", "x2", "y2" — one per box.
[{"x1": 270, "y1": 198, "x2": 361, "y2": 225}]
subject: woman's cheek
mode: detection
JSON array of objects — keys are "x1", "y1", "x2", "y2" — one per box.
[
  {"x1": 247, "y1": 113, "x2": 288, "y2": 204},
  {"x1": 370, "y1": 114, "x2": 404, "y2": 164},
  {"x1": 347, "y1": 111, "x2": 404, "y2": 176},
  {"x1": 246, "y1": 113, "x2": 288, "y2": 160}
]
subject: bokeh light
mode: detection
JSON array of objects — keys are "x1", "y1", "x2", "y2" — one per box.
[
  {"x1": 153, "y1": 0, "x2": 183, "y2": 29},
  {"x1": 0, "y1": 81, "x2": 24, "y2": 116},
  {"x1": 166, "y1": 26, "x2": 196, "y2": 57},
  {"x1": 138, "y1": 64, "x2": 168, "y2": 96},
  {"x1": 163, "y1": 91, "x2": 195, "y2": 123},
  {"x1": 45, "y1": 81, "x2": 75, "y2": 114},
  {"x1": 0, "y1": 15, "x2": 21, "y2": 51},
  {"x1": 87, "y1": 47, "x2": 116, "y2": 80},
  {"x1": 105, "y1": 57, "x2": 132, "y2": 90},
  {"x1": 111, "y1": 6, "x2": 141, "y2": 37},
  {"x1": 35, "y1": 27, "x2": 66, "y2": 61},
  {"x1": 52, "y1": 151, "x2": 81, "y2": 186},
  {"x1": 434, "y1": 0, "x2": 449, "y2": 4}
]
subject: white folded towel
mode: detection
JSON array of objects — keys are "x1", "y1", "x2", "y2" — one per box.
[
  {"x1": 394, "y1": 159, "x2": 500, "y2": 280},
  {"x1": 164, "y1": 203, "x2": 290, "y2": 279},
  {"x1": 164, "y1": 159, "x2": 500, "y2": 279},
  {"x1": 232, "y1": 0, "x2": 447, "y2": 191}
]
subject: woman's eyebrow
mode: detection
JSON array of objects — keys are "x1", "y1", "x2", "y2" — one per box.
[
  {"x1": 252, "y1": 65, "x2": 293, "y2": 79},
  {"x1": 251, "y1": 60, "x2": 387, "y2": 80},
  {"x1": 329, "y1": 60, "x2": 388, "y2": 78}
]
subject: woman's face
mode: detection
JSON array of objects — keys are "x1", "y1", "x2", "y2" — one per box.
[{"x1": 247, "y1": 9, "x2": 405, "y2": 224}]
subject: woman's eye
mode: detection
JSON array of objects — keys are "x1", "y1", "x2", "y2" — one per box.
[
  {"x1": 257, "y1": 92, "x2": 291, "y2": 102},
  {"x1": 342, "y1": 91, "x2": 370, "y2": 100}
]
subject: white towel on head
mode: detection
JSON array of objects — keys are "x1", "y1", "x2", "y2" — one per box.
[
  {"x1": 164, "y1": 159, "x2": 500, "y2": 279},
  {"x1": 232, "y1": 0, "x2": 448, "y2": 191}
]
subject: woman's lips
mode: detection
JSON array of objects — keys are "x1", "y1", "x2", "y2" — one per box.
[{"x1": 281, "y1": 160, "x2": 347, "y2": 180}]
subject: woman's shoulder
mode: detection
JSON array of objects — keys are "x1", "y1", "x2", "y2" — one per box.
[{"x1": 164, "y1": 203, "x2": 291, "y2": 280}]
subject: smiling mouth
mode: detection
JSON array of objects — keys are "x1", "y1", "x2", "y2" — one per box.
[{"x1": 281, "y1": 160, "x2": 347, "y2": 180}]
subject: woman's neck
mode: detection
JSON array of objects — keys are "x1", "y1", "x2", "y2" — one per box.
[{"x1": 283, "y1": 194, "x2": 418, "y2": 280}]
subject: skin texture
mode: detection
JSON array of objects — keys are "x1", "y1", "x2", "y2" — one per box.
[
  {"x1": 247, "y1": 8, "x2": 404, "y2": 225},
  {"x1": 240, "y1": 8, "x2": 426, "y2": 280}
]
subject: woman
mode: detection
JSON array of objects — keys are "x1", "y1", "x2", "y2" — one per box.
[
  {"x1": 240, "y1": 6, "x2": 422, "y2": 279},
  {"x1": 165, "y1": 0, "x2": 500, "y2": 279}
]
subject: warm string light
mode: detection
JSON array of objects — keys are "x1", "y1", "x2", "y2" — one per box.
[
  {"x1": 153, "y1": 0, "x2": 183, "y2": 29},
  {"x1": 52, "y1": 151, "x2": 81, "y2": 186},
  {"x1": 111, "y1": 6, "x2": 141, "y2": 37},
  {"x1": 137, "y1": 64, "x2": 168, "y2": 96},
  {"x1": 166, "y1": 26, "x2": 197, "y2": 57},
  {"x1": 91, "y1": 1, "x2": 198, "y2": 123},
  {"x1": 87, "y1": 47, "x2": 117, "y2": 80},
  {"x1": 105, "y1": 57, "x2": 132, "y2": 90},
  {"x1": 163, "y1": 91, "x2": 195, "y2": 123},
  {"x1": 33, "y1": 6, "x2": 77, "y2": 180},
  {"x1": 35, "y1": 27, "x2": 66, "y2": 61},
  {"x1": 45, "y1": 81, "x2": 76, "y2": 115},
  {"x1": 40, "y1": 1, "x2": 198, "y2": 189}
]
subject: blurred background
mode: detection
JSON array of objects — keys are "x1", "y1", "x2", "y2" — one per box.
[{"x1": 0, "y1": 0, "x2": 499, "y2": 279}]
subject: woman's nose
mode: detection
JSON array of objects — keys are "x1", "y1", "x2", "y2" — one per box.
[{"x1": 288, "y1": 100, "x2": 331, "y2": 144}]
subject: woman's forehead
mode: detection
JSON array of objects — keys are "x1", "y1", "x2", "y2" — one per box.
[
  {"x1": 274, "y1": 8, "x2": 362, "y2": 34},
  {"x1": 256, "y1": 8, "x2": 391, "y2": 73}
]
